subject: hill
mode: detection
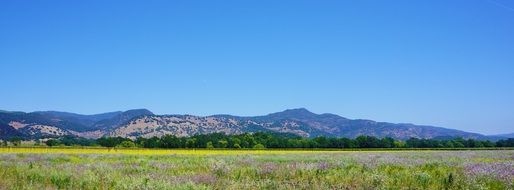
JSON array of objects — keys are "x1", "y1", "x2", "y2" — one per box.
[
  {"x1": 0, "y1": 109, "x2": 152, "y2": 139},
  {"x1": 0, "y1": 108, "x2": 503, "y2": 140}
]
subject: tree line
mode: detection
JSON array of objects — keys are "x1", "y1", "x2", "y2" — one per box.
[{"x1": 7, "y1": 132, "x2": 510, "y2": 149}]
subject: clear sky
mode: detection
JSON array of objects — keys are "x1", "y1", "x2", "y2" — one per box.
[{"x1": 1, "y1": 0, "x2": 513, "y2": 135}]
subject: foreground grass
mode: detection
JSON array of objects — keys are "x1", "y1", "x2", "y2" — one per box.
[{"x1": 0, "y1": 149, "x2": 512, "y2": 189}]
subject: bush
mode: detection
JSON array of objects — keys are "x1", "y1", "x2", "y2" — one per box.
[
  {"x1": 45, "y1": 139, "x2": 62, "y2": 147},
  {"x1": 9, "y1": 137, "x2": 22, "y2": 146},
  {"x1": 253, "y1": 144, "x2": 265, "y2": 149},
  {"x1": 117, "y1": 141, "x2": 136, "y2": 148},
  {"x1": 206, "y1": 141, "x2": 214, "y2": 149}
]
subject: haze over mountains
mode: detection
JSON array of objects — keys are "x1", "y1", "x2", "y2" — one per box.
[{"x1": 0, "y1": 108, "x2": 510, "y2": 140}]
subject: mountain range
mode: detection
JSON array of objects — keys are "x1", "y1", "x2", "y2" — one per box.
[{"x1": 0, "y1": 108, "x2": 510, "y2": 140}]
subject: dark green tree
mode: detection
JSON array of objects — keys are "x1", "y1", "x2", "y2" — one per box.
[
  {"x1": 206, "y1": 141, "x2": 214, "y2": 149},
  {"x1": 9, "y1": 136, "x2": 22, "y2": 146},
  {"x1": 45, "y1": 139, "x2": 61, "y2": 146}
]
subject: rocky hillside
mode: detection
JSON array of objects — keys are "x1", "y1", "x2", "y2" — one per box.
[
  {"x1": 0, "y1": 109, "x2": 152, "y2": 139},
  {"x1": 109, "y1": 108, "x2": 487, "y2": 140},
  {"x1": 0, "y1": 108, "x2": 501, "y2": 140}
]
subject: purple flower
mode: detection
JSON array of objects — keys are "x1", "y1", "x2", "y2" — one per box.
[
  {"x1": 192, "y1": 174, "x2": 217, "y2": 185},
  {"x1": 259, "y1": 162, "x2": 278, "y2": 175},
  {"x1": 317, "y1": 162, "x2": 331, "y2": 171},
  {"x1": 464, "y1": 162, "x2": 514, "y2": 184}
]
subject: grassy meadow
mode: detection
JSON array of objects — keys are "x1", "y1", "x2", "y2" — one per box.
[{"x1": 0, "y1": 148, "x2": 512, "y2": 190}]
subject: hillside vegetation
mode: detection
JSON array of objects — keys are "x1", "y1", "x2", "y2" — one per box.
[{"x1": 2, "y1": 108, "x2": 504, "y2": 141}]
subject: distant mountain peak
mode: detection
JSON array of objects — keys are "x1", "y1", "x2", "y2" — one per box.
[
  {"x1": 280, "y1": 108, "x2": 316, "y2": 115},
  {"x1": 284, "y1": 108, "x2": 312, "y2": 113},
  {"x1": 266, "y1": 108, "x2": 317, "y2": 119},
  {"x1": 123, "y1": 109, "x2": 153, "y2": 115}
]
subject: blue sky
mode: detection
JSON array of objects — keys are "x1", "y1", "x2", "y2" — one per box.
[{"x1": 1, "y1": 0, "x2": 513, "y2": 135}]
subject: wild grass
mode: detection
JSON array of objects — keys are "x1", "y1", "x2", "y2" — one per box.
[{"x1": 0, "y1": 148, "x2": 512, "y2": 189}]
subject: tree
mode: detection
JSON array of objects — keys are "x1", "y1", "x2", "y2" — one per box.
[
  {"x1": 241, "y1": 134, "x2": 256, "y2": 148},
  {"x1": 482, "y1": 140, "x2": 495, "y2": 147},
  {"x1": 253, "y1": 143, "x2": 265, "y2": 149},
  {"x1": 45, "y1": 139, "x2": 61, "y2": 147},
  {"x1": 91, "y1": 132, "x2": 513, "y2": 149},
  {"x1": 466, "y1": 139, "x2": 477, "y2": 148},
  {"x1": 340, "y1": 138, "x2": 356, "y2": 148},
  {"x1": 452, "y1": 141, "x2": 465, "y2": 148},
  {"x1": 496, "y1": 138, "x2": 514, "y2": 147},
  {"x1": 229, "y1": 137, "x2": 241, "y2": 148},
  {"x1": 117, "y1": 141, "x2": 136, "y2": 148},
  {"x1": 406, "y1": 138, "x2": 420, "y2": 148},
  {"x1": 97, "y1": 137, "x2": 113, "y2": 147},
  {"x1": 9, "y1": 137, "x2": 22, "y2": 146},
  {"x1": 357, "y1": 136, "x2": 380, "y2": 148},
  {"x1": 97, "y1": 137, "x2": 128, "y2": 147},
  {"x1": 394, "y1": 140, "x2": 406, "y2": 148},
  {"x1": 453, "y1": 138, "x2": 466, "y2": 148},
  {"x1": 313, "y1": 137, "x2": 329, "y2": 148},
  {"x1": 206, "y1": 141, "x2": 214, "y2": 149},
  {"x1": 160, "y1": 135, "x2": 180, "y2": 148},
  {"x1": 34, "y1": 139, "x2": 41, "y2": 146},
  {"x1": 144, "y1": 137, "x2": 161, "y2": 148},
  {"x1": 218, "y1": 140, "x2": 228, "y2": 148},
  {"x1": 380, "y1": 137, "x2": 395, "y2": 148},
  {"x1": 186, "y1": 138, "x2": 196, "y2": 148},
  {"x1": 442, "y1": 141, "x2": 453, "y2": 148},
  {"x1": 472, "y1": 140, "x2": 484, "y2": 148}
]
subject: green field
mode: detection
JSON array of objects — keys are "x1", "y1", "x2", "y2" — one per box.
[{"x1": 0, "y1": 148, "x2": 512, "y2": 189}]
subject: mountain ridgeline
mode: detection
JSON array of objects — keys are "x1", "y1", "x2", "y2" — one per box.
[{"x1": 0, "y1": 108, "x2": 507, "y2": 140}]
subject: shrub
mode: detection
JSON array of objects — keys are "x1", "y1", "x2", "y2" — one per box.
[
  {"x1": 206, "y1": 141, "x2": 214, "y2": 149},
  {"x1": 253, "y1": 143, "x2": 265, "y2": 149},
  {"x1": 46, "y1": 139, "x2": 62, "y2": 147},
  {"x1": 117, "y1": 141, "x2": 136, "y2": 148},
  {"x1": 9, "y1": 137, "x2": 22, "y2": 146}
]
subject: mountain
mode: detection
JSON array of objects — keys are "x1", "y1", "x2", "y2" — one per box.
[
  {"x1": 494, "y1": 133, "x2": 514, "y2": 138},
  {"x1": 31, "y1": 111, "x2": 123, "y2": 131},
  {"x1": 486, "y1": 133, "x2": 514, "y2": 141},
  {"x1": 0, "y1": 109, "x2": 153, "y2": 139},
  {"x1": 107, "y1": 108, "x2": 488, "y2": 140},
  {"x1": 90, "y1": 109, "x2": 154, "y2": 131},
  {"x1": 0, "y1": 108, "x2": 505, "y2": 140},
  {"x1": 0, "y1": 123, "x2": 22, "y2": 139}
]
